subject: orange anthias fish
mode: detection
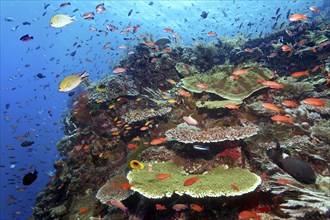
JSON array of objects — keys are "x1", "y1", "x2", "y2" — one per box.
[
  {"x1": 163, "y1": 28, "x2": 174, "y2": 33},
  {"x1": 155, "y1": 204, "x2": 166, "y2": 210},
  {"x1": 190, "y1": 204, "x2": 203, "y2": 212},
  {"x1": 177, "y1": 89, "x2": 192, "y2": 98},
  {"x1": 289, "y1": 14, "x2": 307, "y2": 22},
  {"x1": 113, "y1": 67, "x2": 127, "y2": 73},
  {"x1": 230, "y1": 184, "x2": 240, "y2": 191},
  {"x1": 302, "y1": 98, "x2": 326, "y2": 107},
  {"x1": 79, "y1": 207, "x2": 89, "y2": 213},
  {"x1": 238, "y1": 210, "x2": 261, "y2": 220},
  {"x1": 207, "y1": 31, "x2": 217, "y2": 37},
  {"x1": 281, "y1": 45, "x2": 292, "y2": 52},
  {"x1": 156, "y1": 173, "x2": 172, "y2": 180},
  {"x1": 309, "y1": 6, "x2": 319, "y2": 13},
  {"x1": 184, "y1": 176, "x2": 200, "y2": 186},
  {"x1": 127, "y1": 143, "x2": 138, "y2": 149},
  {"x1": 291, "y1": 70, "x2": 309, "y2": 78},
  {"x1": 150, "y1": 137, "x2": 167, "y2": 145},
  {"x1": 282, "y1": 100, "x2": 298, "y2": 108},
  {"x1": 262, "y1": 81, "x2": 284, "y2": 89},
  {"x1": 232, "y1": 69, "x2": 249, "y2": 75},
  {"x1": 277, "y1": 178, "x2": 293, "y2": 185},
  {"x1": 262, "y1": 102, "x2": 282, "y2": 113},
  {"x1": 225, "y1": 103, "x2": 240, "y2": 110},
  {"x1": 271, "y1": 115, "x2": 294, "y2": 123},
  {"x1": 196, "y1": 83, "x2": 209, "y2": 89},
  {"x1": 121, "y1": 183, "x2": 134, "y2": 190}
]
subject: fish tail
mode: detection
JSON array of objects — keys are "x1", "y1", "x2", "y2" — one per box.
[
  {"x1": 71, "y1": 15, "x2": 76, "y2": 21},
  {"x1": 80, "y1": 70, "x2": 89, "y2": 79}
]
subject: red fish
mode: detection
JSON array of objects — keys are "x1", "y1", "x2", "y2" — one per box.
[
  {"x1": 262, "y1": 81, "x2": 284, "y2": 89},
  {"x1": 163, "y1": 28, "x2": 174, "y2": 33},
  {"x1": 207, "y1": 31, "x2": 217, "y2": 37},
  {"x1": 155, "y1": 204, "x2": 166, "y2": 210},
  {"x1": 182, "y1": 64, "x2": 191, "y2": 73},
  {"x1": 230, "y1": 184, "x2": 240, "y2": 191},
  {"x1": 291, "y1": 70, "x2": 309, "y2": 78},
  {"x1": 309, "y1": 6, "x2": 319, "y2": 13},
  {"x1": 281, "y1": 100, "x2": 298, "y2": 108},
  {"x1": 224, "y1": 103, "x2": 240, "y2": 110},
  {"x1": 281, "y1": 45, "x2": 292, "y2": 52},
  {"x1": 289, "y1": 14, "x2": 307, "y2": 22},
  {"x1": 121, "y1": 183, "x2": 134, "y2": 190},
  {"x1": 271, "y1": 115, "x2": 294, "y2": 123},
  {"x1": 190, "y1": 204, "x2": 203, "y2": 212},
  {"x1": 127, "y1": 143, "x2": 138, "y2": 149},
  {"x1": 172, "y1": 204, "x2": 188, "y2": 211},
  {"x1": 156, "y1": 173, "x2": 171, "y2": 180},
  {"x1": 302, "y1": 98, "x2": 325, "y2": 107},
  {"x1": 184, "y1": 176, "x2": 200, "y2": 186},
  {"x1": 79, "y1": 207, "x2": 88, "y2": 213},
  {"x1": 238, "y1": 210, "x2": 261, "y2": 220},
  {"x1": 113, "y1": 67, "x2": 127, "y2": 73},
  {"x1": 277, "y1": 178, "x2": 293, "y2": 185},
  {"x1": 262, "y1": 102, "x2": 282, "y2": 113},
  {"x1": 232, "y1": 69, "x2": 248, "y2": 75},
  {"x1": 196, "y1": 83, "x2": 208, "y2": 89},
  {"x1": 150, "y1": 137, "x2": 167, "y2": 145}
]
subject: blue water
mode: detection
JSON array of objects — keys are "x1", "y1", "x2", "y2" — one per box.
[{"x1": 0, "y1": 0, "x2": 326, "y2": 219}]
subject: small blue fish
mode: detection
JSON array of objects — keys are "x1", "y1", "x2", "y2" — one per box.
[{"x1": 193, "y1": 145, "x2": 210, "y2": 151}]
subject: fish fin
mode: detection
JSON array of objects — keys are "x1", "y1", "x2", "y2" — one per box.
[{"x1": 80, "y1": 71, "x2": 89, "y2": 79}]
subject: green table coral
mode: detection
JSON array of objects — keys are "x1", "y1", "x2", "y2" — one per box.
[
  {"x1": 127, "y1": 162, "x2": 261, "y2": 199},
  {"x1": 181, "y1": 63, "x2": 273, "y2": 100}
]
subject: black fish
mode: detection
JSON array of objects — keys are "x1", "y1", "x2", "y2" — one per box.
[
  {"x1": 267, "y1": 139, "x2": 316, "y2": 184},
  {"x1": 21, "y1": 141, "x2": 34, "y2": 147},
  {"x1": 68, "y1": 91, "x2": 75, "y2": 97},
  {"x1": 20, "y1": 34, "x2": 33, "y2": 42},
  {"x1": 22, "y1": 21, "x2": 31, "y2": 25},
  {"x1": 44, "y1": 3, "x2": 50, "y2": 9},
  {"x1": 286, "y1": 9, "x2": 291, "y2": 19},
  {"x1": 128, "y1": 9, "x2": 133, "y2": 16},
  {"x1": 276, "y1": 7, "x2": 280, "y2": 15},
  {"x1": 200, "y1": 11, "x2": 208, "y2": 19},
  {"x1": 36, "y1": 73, "x2": 46, "y2": 79},
  {"x1": 23, "y1": 170, "x2": 38, "y2": 185},
  {"x1": 73, "y1": 8, "x2": 79, "y2": 13},
  {"x1": 148, "y1": 1, "x2": 153, "y2": 6}
]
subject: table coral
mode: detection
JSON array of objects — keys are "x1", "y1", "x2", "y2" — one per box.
[{"x1": 127, "y1": 161, "x2": 261, "y2": 199}]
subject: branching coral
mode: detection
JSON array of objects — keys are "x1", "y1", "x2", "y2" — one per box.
[
  {"x1": 127, "y1": 161, "x2": 261, "y2": 199},
  {"x1": 123, "y1": 107, "x2": 172, "y2": 124},
  {"x1": 310, "y1": 119, "x2": 330, "y2": 143},
  {"x1": 277, "y1": 77, "x2": 314, "y2": 97},
  {"x1": 165, "y1": 121, "x2": 259, "y2": 143}
]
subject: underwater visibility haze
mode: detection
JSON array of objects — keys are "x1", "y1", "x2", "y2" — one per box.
[{"x1": 1, "y1": 0, "x2": 330, "y2": 219}]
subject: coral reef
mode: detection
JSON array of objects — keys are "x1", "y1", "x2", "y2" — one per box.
[
  {"x1": 127, "y1": 161, "x2": 261, "y2": 198},
  {"x1": 88, "y1": 74, "x2": 140, "y2": 102},
  {"x1": 181, "y1": 63, "x2": 273, "y2": 100},
  {"x1": 96, "y1": 174, "x2": 134, "y2": 203},
  {"x1": 166, "y1": 121, "x2": 259, "y2": 143},
  {"x1": 123, "y1": 107, "x2": 172, "y2": 124},
  {"x1": 196, "y1": 100, "x2": 242, "y2": 109}
]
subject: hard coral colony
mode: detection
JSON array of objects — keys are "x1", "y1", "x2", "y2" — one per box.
[{"x1": 22, "y1": 1, "x2": 330, "y2": 220}]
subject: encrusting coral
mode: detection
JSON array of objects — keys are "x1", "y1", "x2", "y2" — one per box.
[
  {"x1": 181, "y1": 63, "x2": 273, "y2": 100},
  {"x1": 122, "y1": 107, "x2": 172, "y2": 124},
  {"x1": 127, "y1": 161, "x2": 261, "y2": 199},
  {"x1": 165, "y1": 121, "x2": 259, "y2": 144}
]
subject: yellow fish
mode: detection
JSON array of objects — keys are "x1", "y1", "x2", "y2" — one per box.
[
  {"x1": 96, "y1": 84, "x2": 106, "y2": 92},
  {"x1": 58, "y1": 71, "x2": 89, "y2": 92},
  {"x1": 50, "y1": 14, "x2": 75, "y2": 28}
]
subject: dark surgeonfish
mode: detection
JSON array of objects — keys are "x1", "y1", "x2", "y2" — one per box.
[
  {"x1": 267, "y1": 139, "x2": 316, "y2": 184},
  {"x1": 200, "y1": 11, "x2": 208, "y2": 19},
  {"x1": 23, "y1": 170, "x2": 38, "y2": 185},
  {"x1": 21, "y1": 141, "x2": 34, "y2": 147}
]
